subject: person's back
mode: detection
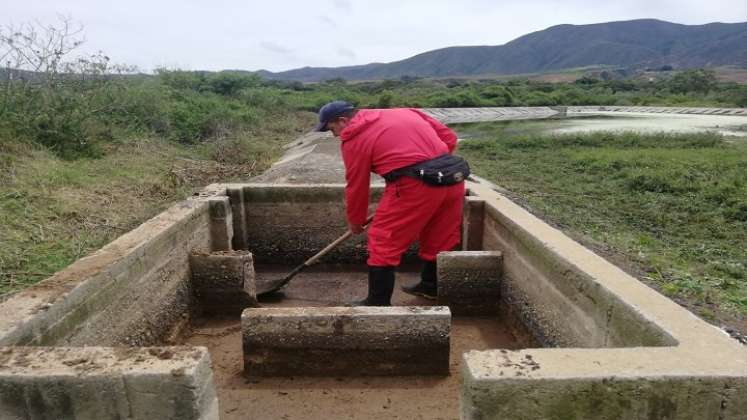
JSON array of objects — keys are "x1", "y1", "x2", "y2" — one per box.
[
  {"x1": 341, "y1": 108, "x2": 453, "y2": 176},
  {"x1": 339, "y1": 108, "x2": 458, "y2": 226},
  {"x1": 340, "y1": 108, "x2": 457, "y2": 176}
]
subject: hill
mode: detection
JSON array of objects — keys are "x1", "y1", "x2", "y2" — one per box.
[{"x1": 259, "y1": 19, "x2": 747, "y2": 82}]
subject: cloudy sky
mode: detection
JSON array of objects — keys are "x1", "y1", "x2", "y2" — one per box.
[{"x1": 4, "y1": 0, "x2": 747, "y2": 73}]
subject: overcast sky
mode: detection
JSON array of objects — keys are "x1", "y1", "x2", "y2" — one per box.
[{"x1": 4, "y1": 0, "x2": 747, "y2": 73}]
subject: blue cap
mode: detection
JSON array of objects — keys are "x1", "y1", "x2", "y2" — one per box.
[{"x1": 315, "y1": 100, "x2": 355, "y2": 132}]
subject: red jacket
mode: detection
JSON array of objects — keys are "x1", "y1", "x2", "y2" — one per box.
[{"x1": 339, "y1": 108, "x2": 458, "y2": 225}]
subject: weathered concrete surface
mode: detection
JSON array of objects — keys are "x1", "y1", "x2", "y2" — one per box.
[
  {"x1": 462, "y1": 177, "x2": 747, "y2": 420},
  {"x1": 207, "y1": 196, "x2": 233, "y2": 251},
  {"x1": 237, "y1": 184, "x2": 386, "y2": 264},
  {"x1": 437, "y1": 251, "x2": 502, "y2": 315},
  {"x1": 252, "y1": 132, "x2": 356, "y2": 184},
  {"x1": 242, "y1": 306, "x2": 451, "y2": 376},
  {"x1": 189, "y1": 250, "x2": 257, "y2": 315},
  {"x1": 227, "y1": 186, "x2": 249, "y2": 250},
  {"x1": 462, "y1": 348, "x2": 747, "y2": 420},
  {"x1": 568, "y1": 105, "x2": 747, "y2": 116},
  {"x1": 422, "y1": 107, "x2": 560, "y2": 124},
  {"x1": 0, "y1": 197, "x2": 217, "y2": 347},
  {"x1": 0, "y1": 346, "x2": 218, "y2": 420},
  {"x1": 471, "y1": 177, "x2": 676, "y2": 349},
  {"x1": 0, "y1": 186, "x2": 234, "y2": 419},
  {"x1": 461, "y1": 197, "x2": 485, "y2": 251}
]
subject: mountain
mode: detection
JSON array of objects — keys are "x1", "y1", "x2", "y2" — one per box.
[{"x1": 258, "y1": 19, "x2": 747, "y2": 82}]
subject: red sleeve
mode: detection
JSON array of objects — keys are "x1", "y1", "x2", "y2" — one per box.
[
  {"x1": 411, "y1": 109, "x2": 457, "y2": 153},
  {"x1": 341, "y1": 142, "x2": 371, "y2": 225}
]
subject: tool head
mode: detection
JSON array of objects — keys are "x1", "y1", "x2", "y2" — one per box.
[{"x1": 256, "y1": 264, "x2": 306, "y2": 296}]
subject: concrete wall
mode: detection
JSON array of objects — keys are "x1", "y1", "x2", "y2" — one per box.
[
  {"x1": 478, "y1": 196, "x2": 675, "y2": 348},
  {"x1": 422, "y1": 107, "x2": 560, "y2": 123},
  {"x1": 462, "y1": 348, "x2": 747, "y2": 420},
  {"x1": 461, "y1": 178, "x2": 747, "y2": 420},
  {"x1": 0, "y1": 196, "x2": 220, "y2": 347},
  {"x1": 0, "y1": 188, "x2": 231, "y2": 419},
  {"x1": 567, "y1": 105, "x2": 747, "y2": 115},
  {"x1": 233, "y1": 184, "x2": 383, "y2": 264}
]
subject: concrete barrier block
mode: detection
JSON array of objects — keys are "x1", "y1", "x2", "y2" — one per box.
[
  {"x1": 0, "y1": 346, "x2": 219, "y2": 420},
  {"x1": 189, "y1": 250, "x2": 257, "y2": 315},
  {"x1": 242, "y1": 306, "x2": 451, "y2": 376},
  {"x1": 437, "y1": 251, "x2": 502, "y2": 315},
  {"x1": 461, "y1": 348, "x2": 747, "y2": 420},
  {"x1": 462, "y1": 197, "x2": 485, "y2": 251},
  {"x1": 227, "y1": 187, "x2": 248, "y2": 250},
  {"x1": 207, "y1": 197, "x2": 233, "y2": 251}
]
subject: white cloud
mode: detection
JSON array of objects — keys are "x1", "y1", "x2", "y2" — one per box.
[
  {"x1": 337, "y1": 47, "x2": 356, "y2": 59},
  {"x1": 260, "y1": 41, "x2": 293, "y2": 55}
]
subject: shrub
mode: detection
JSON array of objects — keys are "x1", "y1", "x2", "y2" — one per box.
[{"x1": 165, "y1": 91, "x2": 258, "y2": 143}]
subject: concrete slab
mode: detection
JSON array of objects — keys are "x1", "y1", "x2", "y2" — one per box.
[
  {"x1": 0, "y1": 346, "x2": 218, "y2": 420},
  {"x1": 242, "y1": 306, "x2": 451, "y2": 376}
]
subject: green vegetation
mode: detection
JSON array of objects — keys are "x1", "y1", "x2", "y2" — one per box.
[
  {"x1": 457, "y1": 126, "x2": 747, "y2": 317},
  {"x1": 1, "y1": 66, "x2": 745, "y2": 296},
  {"x1": 3, "y1": 67, "x2": 746, "y2": 160},
  {"x1": 274, "y1": 69, "x2": 747, "y2": 113},
  {"x1": 1, "y1": 20, "x2": 746, "y2": 300}
]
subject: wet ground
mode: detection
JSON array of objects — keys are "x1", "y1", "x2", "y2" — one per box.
[{"x1": 182, "y1": 265, "x2": 535, "y2": 420}]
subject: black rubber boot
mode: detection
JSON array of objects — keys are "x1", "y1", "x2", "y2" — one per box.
[
  {"x1": 348, "y1": 266, "x2": 395, "y2": 306},
  {"x1": 401, "y1": 260, "x2": 437, "y2": 300}
]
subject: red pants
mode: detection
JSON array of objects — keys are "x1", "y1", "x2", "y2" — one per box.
[{"x1": 367, "y1": 178, "x2": 464, "y2": 267}]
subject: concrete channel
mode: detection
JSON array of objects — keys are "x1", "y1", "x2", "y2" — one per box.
[{"x1": 1, "y1": 107, "x2": 746, "y2": 420}]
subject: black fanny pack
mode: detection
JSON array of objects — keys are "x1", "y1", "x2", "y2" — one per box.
[{"x1": 382, "y1": 154, "x2": 470, "y2": 186}]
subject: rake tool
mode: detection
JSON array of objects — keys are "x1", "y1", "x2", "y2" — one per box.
[{"x1": 257, "y1": 214, "x2": 374, "y2": 296}]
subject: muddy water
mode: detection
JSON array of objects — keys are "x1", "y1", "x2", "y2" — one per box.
[
  {"x1": 556, "y1": 112, "x2": 747, "y2": 137},
  {"x1": 183, "y1": 265, "x2": 535, "y2": 420}
]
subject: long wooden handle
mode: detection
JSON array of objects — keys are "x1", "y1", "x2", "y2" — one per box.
[{"x1": 304, "y1": 214, "x2": 374, "y2": 267}]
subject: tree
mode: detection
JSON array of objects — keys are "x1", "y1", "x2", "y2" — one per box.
[
  {"x1": 668, "y1": 69, "x2": 717, "y2": 94},
  {"x1": 0, "y1": 16, "x2": 134, "y2": 157}
]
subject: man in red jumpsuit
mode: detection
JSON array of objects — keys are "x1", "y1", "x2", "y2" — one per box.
[{"x1": 316, "y1": 101, "x2": 464, "y2": 306}]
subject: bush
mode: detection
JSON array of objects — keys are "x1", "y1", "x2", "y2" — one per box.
[
  {"x1": 377, "y1": 91, "x2": 394, "y2": 108},
  {"x1": 165, "y1": 91, "x2": 258, "y2": 143},
  {"x1": 479, "y1": 85, "x2": 514, "y2": 106},
  {"x1": 428, "y1": 91, "x2": 484, "y2": 107},
  {"x1": 668, "y1": 69, "x2": 717, "y2": 94}
]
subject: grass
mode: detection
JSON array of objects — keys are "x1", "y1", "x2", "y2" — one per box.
[
  {"x1": 457, "y1": 125, "x2": 747, "y2": 319},
  {"x1": 0, "y1": 110, "x2": 314, "y2": 295}
]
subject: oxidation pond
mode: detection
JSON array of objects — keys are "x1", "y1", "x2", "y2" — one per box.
[
  {"x1": 458, "y1": 112, "x2": 747, "y2": 139},
  {"x1": 558, "y1": 112, "x2": 747, "y2": 137}
]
